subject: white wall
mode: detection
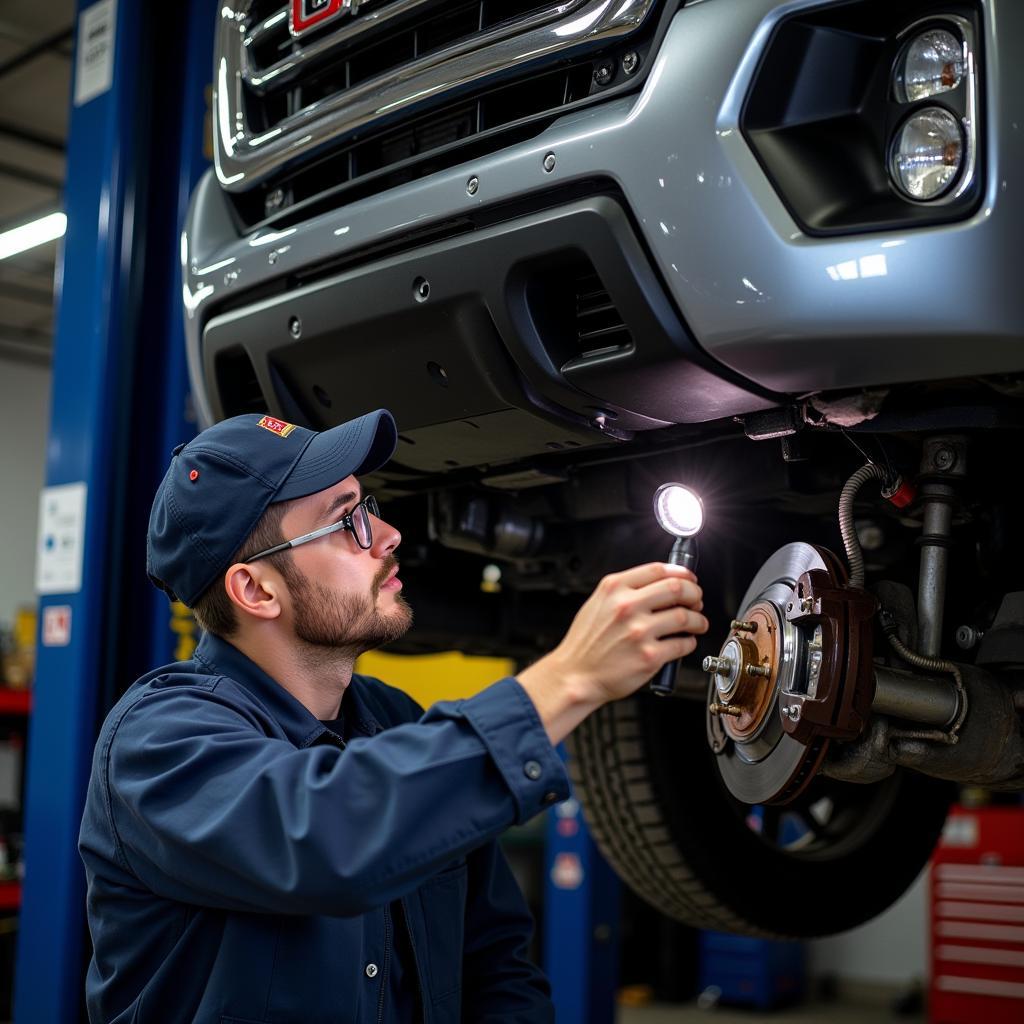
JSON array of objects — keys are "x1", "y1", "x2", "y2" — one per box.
[
  {"x1": 0, "y1": 359, "x2": 52, "y2": 630},
  {"x1": 809, "y1": 867, "x2": 928, "y2": 985}
]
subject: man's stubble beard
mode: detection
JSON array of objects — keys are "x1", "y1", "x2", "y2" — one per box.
[{"x1": 283, "y1": 554, "x2": 413, "y2": 659}]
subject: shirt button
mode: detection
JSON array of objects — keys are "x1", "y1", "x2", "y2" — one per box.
[
  {"x1": 524, "y1": 760, "x2": 542, "y2": 781},
  {"x1": 365, "y1": 963, "x2": 378, "y2": 979}
]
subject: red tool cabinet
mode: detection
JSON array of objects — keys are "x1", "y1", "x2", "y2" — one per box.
[{"x1": 930, "y1": 806, "x2": 1024, "y2": 1024}]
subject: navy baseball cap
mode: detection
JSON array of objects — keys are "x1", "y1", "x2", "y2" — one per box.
[{"x1": 147, "y1": 410, "x2": 397, "y2": 607}]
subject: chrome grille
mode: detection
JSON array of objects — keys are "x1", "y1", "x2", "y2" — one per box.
[{"x1": 215, "y1": 0, "x2": 660, "y2": 192}]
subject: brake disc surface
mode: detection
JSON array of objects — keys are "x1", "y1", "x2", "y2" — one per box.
[{"x1": 706, "y1": 542, "x2": 842, "y2": 805}]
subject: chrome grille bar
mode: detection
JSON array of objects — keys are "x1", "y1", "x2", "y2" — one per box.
[
  {"x1": 215, "y1": 0, "x2": 659, "y2": 190},
  {"x1": 243, "y1": 0, "x2": 442, "y2": 93}
]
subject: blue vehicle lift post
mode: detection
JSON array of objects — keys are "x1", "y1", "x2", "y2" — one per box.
[
  {"x1": 544, "y1": 753, "x2": 622, "y2": 1024},
  {"x1": 14, "y1": 2, "x2": 213, "y2": 1019}
]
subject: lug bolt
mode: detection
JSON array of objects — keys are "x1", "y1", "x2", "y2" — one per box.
[
  {"x1": 746, "y1": 664, "x2": 770, "y2": 678},
  {"x1": 703, "y1": 656, "x2": 734, "y2": 676},
  {"x1": 466, "y1": 176, "x2": 479, "y2": 196},
  {"x1": 593, "y1": 62, "x2": 615, "y2": 87},
  {"x1": 622, "y1": 51, "x2": 640, "y2": 75},
  {"x1": 731, "y1": 620, "x2": 757, "y2": 634},
  {"x1": 709, "y1": 702, "x2": 742, "y2": 718}
]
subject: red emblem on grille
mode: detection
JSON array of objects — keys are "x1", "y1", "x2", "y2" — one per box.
[{"x1": 290, "y1": 0, "x2": 359, "y2": 37}]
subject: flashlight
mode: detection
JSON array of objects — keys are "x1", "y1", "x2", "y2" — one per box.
[{"x1": 649, "y1": 483, "x2": 703, "y2": 696}]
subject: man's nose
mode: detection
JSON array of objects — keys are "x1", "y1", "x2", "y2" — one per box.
[{"x1": 370, "y1": 514, "x2": 400, "y2": 557}]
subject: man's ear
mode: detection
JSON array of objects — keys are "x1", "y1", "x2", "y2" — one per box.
[{"x1": 224, "y1": 562, "x2": 282, "y2": 622}]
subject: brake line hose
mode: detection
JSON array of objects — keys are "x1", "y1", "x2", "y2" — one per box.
[{"x1": 838, "y1": 462, "x2": 887, "y2": 590}]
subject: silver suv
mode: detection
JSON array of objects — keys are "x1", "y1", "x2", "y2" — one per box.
[{"x1": 183, "y1": 0, "x2": 1024, "y2": 937}]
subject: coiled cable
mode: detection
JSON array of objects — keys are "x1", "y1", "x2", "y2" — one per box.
[{"x1": 838, "y1": 462, "x2": 887, "y2": 590}]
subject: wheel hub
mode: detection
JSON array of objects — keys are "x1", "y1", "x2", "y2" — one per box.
[{"x1": 704, "y1": 602, "x2": 780, "y2": 738}]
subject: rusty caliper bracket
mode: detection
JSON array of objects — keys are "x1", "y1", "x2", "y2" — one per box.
[{"x1": 779, "y1": 568, "x2": 877, "y2": 744}]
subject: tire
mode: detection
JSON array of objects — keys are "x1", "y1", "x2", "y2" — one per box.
[{"x1": 567, "y1": 691, "x2": 953, "y2": 938}]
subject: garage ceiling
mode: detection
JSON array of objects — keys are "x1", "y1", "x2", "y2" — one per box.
[{"x1": 0, "y1": 0, "x2": 74, "y2": 366}]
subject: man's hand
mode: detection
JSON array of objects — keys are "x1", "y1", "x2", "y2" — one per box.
[{"x1": 517, "y1": 563, "x2": 709, "y2": 745}]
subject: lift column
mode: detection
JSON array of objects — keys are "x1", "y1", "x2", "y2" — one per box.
[
  {"x1": 544, "y1": 755, "x2": 622, "y2": 1023},
  {"x1": 14, "y1": 2, "x2": 214, "y2": 1019}
]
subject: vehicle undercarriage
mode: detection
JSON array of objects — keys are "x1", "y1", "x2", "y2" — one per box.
[{"x1": 377, "y1": 391, "x2": 1024, "y2": 935}]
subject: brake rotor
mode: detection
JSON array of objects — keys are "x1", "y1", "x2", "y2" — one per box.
[{"x1": 704, "y1": 542, "x2": 875, "y2": 806}]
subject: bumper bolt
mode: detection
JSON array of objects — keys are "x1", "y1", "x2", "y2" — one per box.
[
  {"x1": 622, "y1": 51, "x2": 640, "y2": 75},
  {"x1": 543, "y1": 152, "x2": 556, "y2": 173},
  {"x1": 593, "y1": 62, "x2": 615, "y2": 87},
  {"x1": 466, "y1": 176, "x2": 479, "y2": 196},
  {"x1": 288, "y1": 316, "x2": 302, "y2": 339}
]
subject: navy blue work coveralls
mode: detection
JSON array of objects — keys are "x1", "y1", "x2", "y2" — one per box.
[{"x1": 79, "y1": 632, "x2": 570, "y2": 1023}]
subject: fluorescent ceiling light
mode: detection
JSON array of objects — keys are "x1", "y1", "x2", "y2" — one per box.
[{"x1": 0, "y1": 212, "x2": 67, "y2": 261}]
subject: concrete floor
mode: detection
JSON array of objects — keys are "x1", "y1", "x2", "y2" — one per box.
[{"x1": 618, "y1": 1001, "x2": 924, "y2": 1023}]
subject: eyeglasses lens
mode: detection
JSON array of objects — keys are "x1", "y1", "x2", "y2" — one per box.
[{"x1": 353, "y1": 497, "x2": 377, "y2": 548}]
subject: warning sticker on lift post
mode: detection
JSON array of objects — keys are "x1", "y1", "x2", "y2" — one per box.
[
  {"x1": 42, "y1": 606, "x2": 72, "y2": 648},
  {"x1": 74, "y1": 0, "x2": 117, "y2": 107},
  {"x1": 36, "y1": 482, "x2": 87, "y2": 595}
]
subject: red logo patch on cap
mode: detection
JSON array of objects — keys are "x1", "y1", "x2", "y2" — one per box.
[{"x1": 258, "y1": 416, "x2": 298, "y2": 438}]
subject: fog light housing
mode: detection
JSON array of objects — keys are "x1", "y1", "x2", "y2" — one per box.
[
  {"x1": 890, "y1": 107, "x2": 964, "y2": 200},
  {"x1": 895, "y1": 28, "x2": 965, "y2": 102}
]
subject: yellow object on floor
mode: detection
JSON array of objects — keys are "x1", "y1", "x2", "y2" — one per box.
[{"x1": 356, "y1": 650, "x2": 515, "y2": 710}]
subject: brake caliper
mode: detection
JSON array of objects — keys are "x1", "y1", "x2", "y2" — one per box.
[{"x1": 777, "y1": 568, "x2": 877, "y2": 744}]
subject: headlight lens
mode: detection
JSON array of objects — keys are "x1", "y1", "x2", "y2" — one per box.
[
  {"x1": 890, "y1": 107, "x2": 964, "y2": 200},
  {"x1": 896, "y1": 28, "x2": 964, "y2": 103}
]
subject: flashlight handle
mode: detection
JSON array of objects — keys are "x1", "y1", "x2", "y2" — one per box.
[{"x1": 649, "y1": 537, "x2": 698, "y2": 696}]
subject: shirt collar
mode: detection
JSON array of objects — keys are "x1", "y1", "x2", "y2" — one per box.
[{"x1": 193, "y1": 632, "x2": 384, "y2": 747}]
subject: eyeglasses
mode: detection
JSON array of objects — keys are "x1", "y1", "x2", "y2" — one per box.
[{"x1": 246, "y1": 495, "x2": 381, "y2": 562}]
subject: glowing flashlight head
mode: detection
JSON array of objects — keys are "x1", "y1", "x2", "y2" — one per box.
[{"x1": 654, "y1": 483, "x2": 704, "y2": 538}]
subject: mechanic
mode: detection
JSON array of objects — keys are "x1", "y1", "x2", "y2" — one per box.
[{"x1": 79, "y1": 409, "x2": 708, "y2": 1024}]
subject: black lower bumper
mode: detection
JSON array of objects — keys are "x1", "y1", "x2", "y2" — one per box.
[{"x1": 201, "y1": 195, "x2": 775, "y2": 475}]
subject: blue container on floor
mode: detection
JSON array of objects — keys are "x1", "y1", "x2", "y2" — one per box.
[{"x1": 698, "y1": 931, "x2": 805, "y2": 1011}]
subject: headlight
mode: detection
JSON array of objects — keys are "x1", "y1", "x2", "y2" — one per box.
[
  {"x1": 895, "y1": 28, "x2": 965, "y2": 102},
  {"x1": 890, "y1": 107, "x2": 964, "y2": 201}
]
